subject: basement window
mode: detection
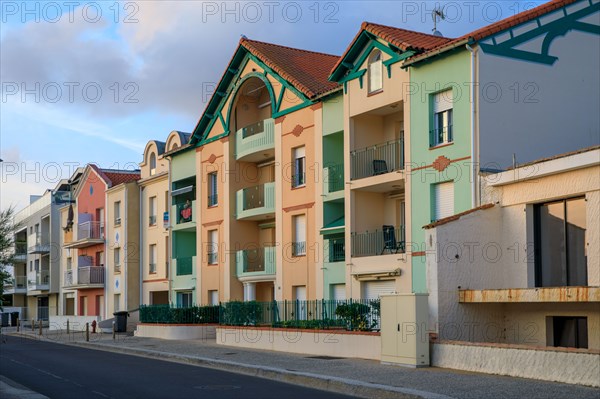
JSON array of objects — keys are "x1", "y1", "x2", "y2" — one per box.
[{"x1": 547, "y1": 316, "x2": 588, "y2": 349}]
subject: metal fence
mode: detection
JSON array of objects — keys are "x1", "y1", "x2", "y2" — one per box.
[
  {"x1": 139, "y1": 305, "x2": 220, "y2": 324},
  {"x1": 351, "y1": 226, "x2": 405, "y2": 257},
  {"x1": 350, "y1": 139, "x2": 404, "y2": 180},
  {"x1": 219, "y1": 299, "x2": 381, "y2": 331}
]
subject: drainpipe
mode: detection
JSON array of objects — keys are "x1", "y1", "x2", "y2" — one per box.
[
  {"x1": 466, "y1": 44, "x2": 478, "y2": 208},
  {"x1": 139, "y1": 183, "x2": 143, "y2": 307},
  {"x1": 123, "y1": 184, "x2": 128, "y2": 312}
]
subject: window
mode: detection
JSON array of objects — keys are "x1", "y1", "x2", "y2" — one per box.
[
  {"x1": 66, "y1": 257, "x2": 72, "y2": 270},
  {"x1": 114, "y1": 247, "x2": 121, "y2": 273},
  {"x1": 149, "y1": 196, "x2": 157, "y2": 226},
  {"x1": 114, "y1": 294, "x2": 121, "y2": 312},
  {"x1": 549, "y1": 317, "x2": 588, "y2": 349},
  {"x1": 292, "y1": 214, "x2": 306, "y2": 256},
  {"x1": 177, "y1": 291, "x2": 193, "y2": 308},
  {"x1": 207, "y1": 230, "x2": 218, "y2": 264},
  {"x1": 433, "y1": 182, "x2": 454, "y2": 221},
  {"x1": 149, "y1": 244, "x2": 157, "y2": 273},
  {"x1": 535, "y1": 197, "x2": 587, "y2": 287},
  {"x1": 149, "y1": 152, "x2": 157, "y2": 175},
  {"x1": 431, "y1": 90, "x2": 453, "y2": 147},
  {"x1": 114, "y1": 201, "x2": 121, "y2": 225},
  {"x1": 292, "y1": 147, "x2": 306, "y2": 188},
  {"x1": 209, "y1": 290, "x2": 219, "y2": 305},
  {"x1": 208, "y1": 172, "x2": 218, "y2": 207},
  {"x1": 368, "y1": 50, "x2": 383, "y2": 93}
]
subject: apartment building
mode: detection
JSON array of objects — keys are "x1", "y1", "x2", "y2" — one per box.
[
  {"x1": 61, "y1": 165, "x2": 140, "y2": 318},
  {"x1": 7, "y1": 184, "x2": 70, "y2": 322},
  {"x1": 167, "y1": 38, "x2": 341, "y2": 304},
  {"x1": 139, "y1": 131, "x2": 191, "y2": 305},
  {"x1": 425, "y1": 147, "x2": 599, "y2": 349}
]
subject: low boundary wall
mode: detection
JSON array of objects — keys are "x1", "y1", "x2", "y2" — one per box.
[
  {"x1": 432, "y1": 340, "x2": 600, "y2": 387},
  {"x1": 216, "y1": 326, "x2": 381, "y2": 360},
  {"x1": 135, "y1": 324, "x2": 217, "y2": 340}
]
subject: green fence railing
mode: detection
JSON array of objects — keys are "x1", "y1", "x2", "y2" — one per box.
[{"x1": 139, "y1": 304, "x2": 220, "y2": 324}]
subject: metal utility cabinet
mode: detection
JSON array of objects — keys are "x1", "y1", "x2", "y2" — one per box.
[{"x1": 380, "y1": 293, "x2": 430, "y2": 367}]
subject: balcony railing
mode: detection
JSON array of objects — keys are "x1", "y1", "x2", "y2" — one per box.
[
  {"x1": 429, "y1": 125, "x2": 453, "y2": 147},
  {"x1": 236, "y1": 247, "x2": 276, "y2": 278},
  {"x1": 351, "y1": 226, "x2": 405, "y2": 258},
  {"x1": 174, "y1": 200, "x2": 195, "y2": 225},
  {"x1": 235, "y1": 118, "x2": 275, "y2": 160},
  {"x1": 28, "y1": 270, "x2": 50, "y2": 289},
  {"x1": 5, "y1": 276, "x2": 27, "y2": 292},
  {"x1": 115, "y1": 263, "x2": 121, "y2": 273},
  {"x1": 350, "y1": 139, "x2": 404, "y2": 180},
  {"x1": 323, "y1": 164, "x2": 344, "y2": 195},
  {"x1": 291, "y1": 172, "x2": 306, "y2": 188},
  {"x1": 292, "y1": 241, "x2": 306, "y2": 257},
  {"x1": 77, "y1": 221, "x2": 104, "y2": 240},
  {"x1": 15, "y1": 241, "x2": 27, "y2": 257},
  {"x1": 324, "y1": 238, "x2": 345, "y2": 263},
  {"x1": 28, "y1": 233, "x2": 50, "y2": 254},
  {"x1": 176, "y1": 257, "x2": 193, "y2": 276},
  {"x1": 236, "y1": 182, "x2": 275, "y2": 220},
  {"x1": 207, "y1": 252, "x2": 218, "y2": 265},
  {"x1": 64, "y1": 266, "x2": 105, "y2": 287},
  {"x1": 208, "y1": 194, "x2": 218, "y2": 207},
  {"x1": 149, "y1": 215, "x2": 157, "y2": 226}
]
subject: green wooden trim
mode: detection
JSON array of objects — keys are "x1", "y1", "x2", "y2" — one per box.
[
  {"x1": 224, "y1": 70, "x2": 277, "y2": 132},
  {"x1": 272, "y1": 100, "x2": 313, "y2": 119},
  {"x1": 338, "y1": 69, "x2": 366, "y2": 85},
  {"x1": 276, "y1": 86, "x2": 286, "y2": 113},
  {"x1": 479, "y1": 1, "x2": 599, "y2": 65}
]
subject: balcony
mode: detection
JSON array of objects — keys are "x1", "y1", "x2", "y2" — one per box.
[
  {"x1": 5, "y1": 275, "x2": 27, "y2": 294},
  {"x1": 236, "y1": 182, "x2": 275, "y2": 221},
  {"x1": 351, "y1": 226, "x2": 405, "y2": 258},
  {"x1": 28, "y1": 233, "x2": 50, "y2": 254},
  {"x1": 323, "y1": 164, "x2": 344, "y2": 200},
  {"x1": 236, "y1": 247, "x2": 276, "y2": 281},
  {"x1": 28, "y1": 270, "x2": 50, "y2": 291},
  {"x1": 350, "y1": 139, "x2": 404, "y2": 181},
  {"x1": 459, "y1": 287, "x2": 600, "y2": 303},
  {"x1": 15, "y1": 241, "x2": 27, "y2": 261},
  {"x1": 64, "y1": 221, "x2": 105, "y2": 249},
  {"x1": 324, "y1": 237, "x2": 345, "y2": 263},
  {"x1": 64, "y1": 266, "x2": 105, "y2": 288},
  {"x1": 172, "y1": 200, "x2": 196, "y2": 231},
  {"x1": 174, "y1": 257, "x2": 194, "y2": 276},
  {"x1": 235, "y1": 118, "x2": 275, "y2": 162}
]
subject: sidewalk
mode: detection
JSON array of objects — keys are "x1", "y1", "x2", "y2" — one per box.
[{"x1": 5, "y1": 328, "x2": 599, "y2": 399}]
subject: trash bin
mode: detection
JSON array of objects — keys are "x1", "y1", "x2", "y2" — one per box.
[
  {"x1": 0, "y1": 313, "x2": 8, "y2": 327},
  {"x1": 10, "y1": 312, "x2": 19, "y2": 326},
  {"x1": 113, "y1": 311, "x2": 129, "y2": 333}
]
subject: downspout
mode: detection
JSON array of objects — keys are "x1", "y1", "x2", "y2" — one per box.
[
  {"x1": 139, "y1": 183, "x2": 143, "y2": 307},
  {"x1": 166, "y1": 155, "x2": 172, "y2": 305},
  {"x1": 466, "y1": 44, "x2": 478, "y2": 208},
  {"x1": 123, "y1": 185, "x2": 128, "y2": 311}
]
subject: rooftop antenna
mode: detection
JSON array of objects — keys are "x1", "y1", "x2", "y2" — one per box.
[{"x1": 432, "y1": 7, "x2": 445, "y2": 37}]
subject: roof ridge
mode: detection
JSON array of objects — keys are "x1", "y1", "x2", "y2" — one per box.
[
  {"x1": 241, "y1": 37, "x2": 340, "y2": 59},
  {"x1": 363, "y1": 21, "x2": 455, "y2": 40}
]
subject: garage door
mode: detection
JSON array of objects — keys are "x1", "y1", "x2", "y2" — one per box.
[{"x1": 361, "y1": 280, "x2": 396, "y2": 300}]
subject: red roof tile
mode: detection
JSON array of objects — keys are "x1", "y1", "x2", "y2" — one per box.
[
  {"x1": 240, "y1": 38, "x2": 340, "y2": 98},
  {"x1": 89, "y1": 164, "x2": 140, "y2": 187},
  {"x1": 406, "y1": 0, "x2": 579, "y2": 65},
  {"x1": 423, "y1": 203, "x2": 496, "y2": 229}
]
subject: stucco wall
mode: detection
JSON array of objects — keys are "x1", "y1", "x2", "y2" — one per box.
[
  {"x1": 135, "y1": 324, "x2": 216, "y2": 340},
  {"x1": 432, "y1": 341, "x2": 600, "y2": 387},
  {"x1": 216, "y1": 327, "x2": 381, "y2": 360}
]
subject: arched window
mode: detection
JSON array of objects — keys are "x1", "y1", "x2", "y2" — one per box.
[
  {"x1": 368, "y1": 50, "x2": 383, "y2": 93},
  {"x1": 149, "y1": 152, "x2": 156, "y2": 175}
]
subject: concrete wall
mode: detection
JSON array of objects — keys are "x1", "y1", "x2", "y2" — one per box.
[
  {"x1": 48, "y1": 315, "x2": 101, "y2": 331},
  {"x1": 432, "y1": 341, "x2": 600, "y2": 388},
  {"x1": 216, "y1": 327, "x2": 381, "y2": 360},
  {"x1": 135, "y1": 324, "x2": 216, "y2": 340}
]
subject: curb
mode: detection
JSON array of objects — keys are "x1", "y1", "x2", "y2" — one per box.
[{"x1": 9, "y1": 333, "x2": 451, "y2": 399}]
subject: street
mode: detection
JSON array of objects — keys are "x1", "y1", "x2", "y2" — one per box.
[{"x1": 0, "y1": 335, "x2": 357, "y2": 399}]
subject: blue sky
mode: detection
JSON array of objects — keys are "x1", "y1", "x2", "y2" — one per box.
[{"x1": 0, "y1": 0, "x2": 546, "y2": 211}]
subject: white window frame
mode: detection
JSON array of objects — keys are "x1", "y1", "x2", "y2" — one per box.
[{"x1": 368, "y1": 50, "x2": 383, "y2": 93}]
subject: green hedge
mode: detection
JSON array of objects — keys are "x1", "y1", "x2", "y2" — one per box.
[{"x1": 139, "y1": 305, "x2": 220, "y2": 324}]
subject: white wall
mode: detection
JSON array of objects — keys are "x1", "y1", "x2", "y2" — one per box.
[{"x1": 478, "y1": 20, "x2": 600, "y2": 169}]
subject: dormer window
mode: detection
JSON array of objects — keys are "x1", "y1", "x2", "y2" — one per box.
[
  {"x1": 149, "y1": 152, "x2": 156, "y2": 175},
  {"x1": 368, "y1": 50, "x2": 383, "y2": 93}
]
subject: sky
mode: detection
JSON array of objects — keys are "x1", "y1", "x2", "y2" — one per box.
[{"x1": 0, "y1": 0, "x2": 546, "y2": 211}]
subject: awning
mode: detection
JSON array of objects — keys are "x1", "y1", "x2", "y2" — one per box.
[
  {"x1": 171, "y1": 185, "x2": 194, "y2": 196},
  {"x1": 320, "y1": 216, "x2": 345, "y2": 235}
]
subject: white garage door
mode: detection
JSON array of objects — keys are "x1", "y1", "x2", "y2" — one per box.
[
  {"x1": 361, "y1": 280, "x2": 396, "y2": 300},
  {"x1": 331, "y1": 284, "x2": 346, "y2": 301}
]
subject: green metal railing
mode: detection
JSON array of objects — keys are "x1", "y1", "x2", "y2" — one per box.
[
  {"x1": 219, "y1": 299, "x2": 381, "y2": 331},
  {"x1": 140, "y1": 304, "x2": 220, "y2": 324},
  {"x1": 176, "y1": 257, "x2": 193, "y2": 276},
  {"x1": 324, "y1": 164, "x2": 344, "y2": 194},
  {"x1": 235, "y1": 118, "x2": 275, "y2": 160},
  {"x1": 236, "y1": 247, "x2": 276, "y2": 276},
  {"x1": 324, "y1": 237, "x2": 345, "y2": 263}
]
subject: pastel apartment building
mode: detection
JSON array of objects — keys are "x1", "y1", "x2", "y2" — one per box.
[{"x1": 60, "y1": 165, "x2": 140, "y2": 318}]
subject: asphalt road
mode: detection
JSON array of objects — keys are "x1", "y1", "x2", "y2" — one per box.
[{"x1": 0, "y1": 335, "x2": 357, "y2": 399}]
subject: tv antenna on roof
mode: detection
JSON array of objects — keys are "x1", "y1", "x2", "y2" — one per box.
[{"x1": 432, "y1": 7, "x2": 445, "y2": 37}]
